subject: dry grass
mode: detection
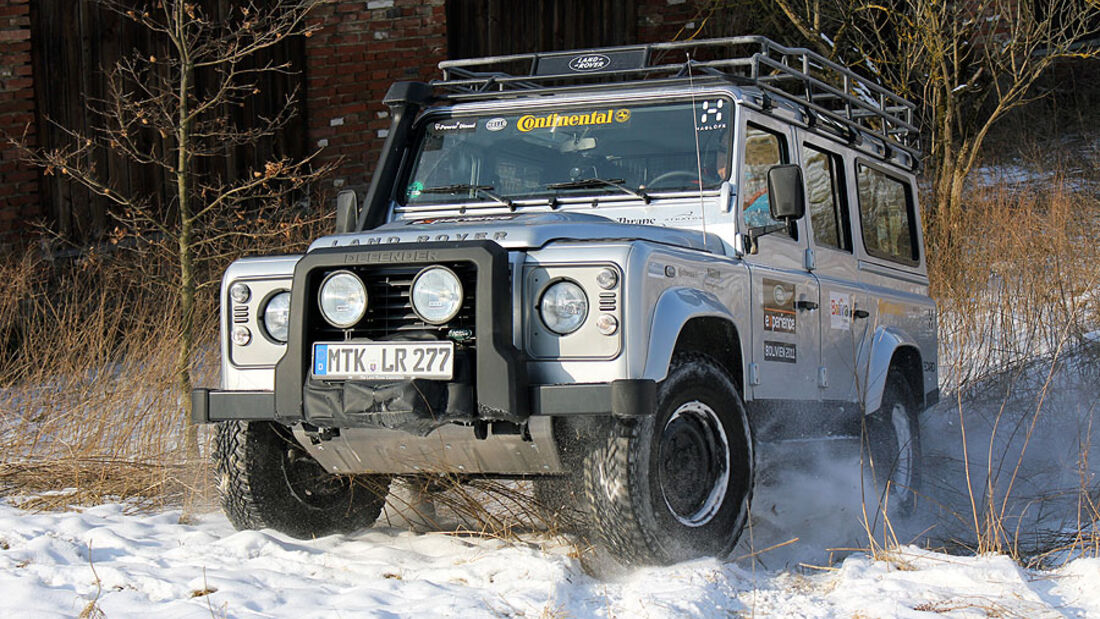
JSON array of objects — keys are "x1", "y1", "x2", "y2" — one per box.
[
  {"x1": 909, "y1": 166, "x2": 1100, "y2": 566},
  {"x1": 380, "y1": 475, "x2": 587, "y2": 541},
  {"x1": 927, "y1": 176, "x2": 1100, "y2": 389},
  {"x1": 0, "y1": 246, "x2": 191, "y2": 509},
  {"x1": 0, "y1": 208, "x2": 330, "y2": 511}
]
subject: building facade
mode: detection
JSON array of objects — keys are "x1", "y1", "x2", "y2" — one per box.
[{"x1": 0, "y1": 0, "x2": 714, "y2": 248}]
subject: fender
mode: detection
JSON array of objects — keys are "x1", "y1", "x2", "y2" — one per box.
[
  {"x1": 859, "y1": 325, "x2": 922, "y2": 415},
  {"x1": 641, "y1": 287, "x2": 740, "y2": 382}
]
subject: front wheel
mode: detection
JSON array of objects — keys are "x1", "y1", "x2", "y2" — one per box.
[
  {"x1": 213, "y1": 421, "x2": 390, "y2": 539},
  {"x1": 582, "y1": 353, "x2": 754, "y2": 565}
]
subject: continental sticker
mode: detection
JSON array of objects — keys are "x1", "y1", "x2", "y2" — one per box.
[
  {"x1": 829, "y1": 291, "x2": 852, "y2": 330},
  {"x1": 517, "y1": 108, "x2": 631, "y2": 132},
  {"x1": 762, "y1": 278, "x2": 796, "y2": 333},
  {"x1": 764, "y1": 340, "x2": 797, "y2": 364}
]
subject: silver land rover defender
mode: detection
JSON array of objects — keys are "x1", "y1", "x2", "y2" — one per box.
[{"x1": 193, "y1": 37, "x2": 938, "y2": 565}]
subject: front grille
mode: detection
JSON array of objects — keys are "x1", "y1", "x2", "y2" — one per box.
[{"x1": 309, "y1": 264, "x2": 477, "y2": 341}]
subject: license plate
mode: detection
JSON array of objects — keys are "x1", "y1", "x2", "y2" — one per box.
[{"x1": 312, "y1": 342, "x2": 454, "y2": 380}]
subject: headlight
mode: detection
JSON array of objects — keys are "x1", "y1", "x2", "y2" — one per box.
[
  {"x1": 539, "y1": 280, "x2": 588, "y2": 334},
  {"x1": 319, "y1": 271, "x2": 367, "y2": 328},
  {"x1": 411, "y1": 266, "x2": 464, "y2": 324},
  {"x1": 262, "y1": 291, "x2": 291, "y2": 343}
]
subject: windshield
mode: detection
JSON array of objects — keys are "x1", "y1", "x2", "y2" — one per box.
[{"x1": 401, "y1": 98, "x2": 732, "y2": 206}]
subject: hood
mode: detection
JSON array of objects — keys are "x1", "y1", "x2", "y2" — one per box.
[{"x1": 309, "y1": 212, "x2": 724, "y2": 253}]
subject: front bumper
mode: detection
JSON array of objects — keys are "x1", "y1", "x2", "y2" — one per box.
[
  {"x1": 192, "y1": 379, "x2": 656, "y2": 425},
  {"x1": 191, "y1": 389, "x2": 274, "y2": 424},
  {"x1": 273, "y1": 241, "x2": 527, "y2": 425}
]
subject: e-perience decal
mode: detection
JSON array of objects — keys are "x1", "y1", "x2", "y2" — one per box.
[
  {"x1": 762, "y1": 278, "x2": 796, "y2": 333},
  {"x1": 516, "y1": 109, "x2": 631, "y2": 132}
]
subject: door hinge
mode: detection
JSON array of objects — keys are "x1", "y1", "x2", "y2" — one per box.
[
  {"x1": 748, "y1": 362, "x2": 761, "y2": 386},
  {"x1": 804, "y1": 247, "x2": 816, "y2": 271},
  {"x1": 818, "y1": 366, "x2": 828, "y2": 389}
]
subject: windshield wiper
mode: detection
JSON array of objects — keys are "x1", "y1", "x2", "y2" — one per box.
[
  {"x1": 546, "y1": 178, "x2": 651, "y2": 204},
  {"x1": 418, "y1": 184, "x2": 514, "y2": 209}
]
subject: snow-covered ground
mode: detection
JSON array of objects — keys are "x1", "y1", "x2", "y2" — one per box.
[
  {"x1": 1, "y1": 501, "x2": 1099, "y2": 618},
  {"x1": 3, "y1": 348, "x2": 1100, "y2": 617}
]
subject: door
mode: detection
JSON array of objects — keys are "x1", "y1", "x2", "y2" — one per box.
[
  {"x1": 796, "y1": 133, "x2": 871, "y2": 404},
  {"x1": 740, "y1": 114, "x2": 821, "y2": 402}
]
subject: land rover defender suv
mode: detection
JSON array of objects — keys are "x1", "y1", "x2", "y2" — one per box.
[{"x1": 193, "y1": 37, "x2": 938, "y2": 565}]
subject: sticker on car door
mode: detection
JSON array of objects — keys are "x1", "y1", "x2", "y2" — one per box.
[{"x1": 762, "y1": 278, "x2": 796, "y2": 333}]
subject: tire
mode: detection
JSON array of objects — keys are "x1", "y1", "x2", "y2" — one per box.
[
  {"x1": 533, "y1": 419, "x2": 591, "y2": 533},
  {"x1": 532, "y1": 475, "x2": 588, "y2": 533},
  {"x1": 213, "y1": 421, "x2": 390, "y2": 539},
  {"x1": 581, "y1": 352, "x2": 754, "y2": 565},
  {"x1": 864, "y1": 370, "x2": 921, "y2": 516}
]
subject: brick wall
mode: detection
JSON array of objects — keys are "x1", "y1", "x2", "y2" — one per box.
[
  {"x1": 303, "y1": 0, "x2": 705, "y2": 205},
  {"x1": 0, "y1": 0, "x2": 705, "y2": 244},
  {"x1": 636, "y1": 0, "x2": 706, "y2": 44},
  {"x1": 305, "y1": 0, "x2": 447, "y2": 198},
  {"x1": 0, "y1": 0, "x2": 37, "y2": 249}
]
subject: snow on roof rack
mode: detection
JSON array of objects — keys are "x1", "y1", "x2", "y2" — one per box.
[{"x1": 435, "y1": 36, "x2": 920, "y2": 163}]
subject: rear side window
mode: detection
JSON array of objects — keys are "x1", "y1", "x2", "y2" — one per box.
[
  {"x1": 803, "y1": 145, "x2": 850, "y2": 252},
  {"x1": 856, "y1": 164, "x2": 918, "y2": 265}
]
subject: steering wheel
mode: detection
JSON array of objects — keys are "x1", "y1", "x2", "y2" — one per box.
[{"x1": 646, "y1": 170, "x2": 703, "y2": 187}]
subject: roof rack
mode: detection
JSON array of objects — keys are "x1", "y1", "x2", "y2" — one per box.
[{"x1": 435, "y1": 36, "x2": 920, "y2": 163}]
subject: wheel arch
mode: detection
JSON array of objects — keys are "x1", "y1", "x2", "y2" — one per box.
[
  {"x1": 863, "y1": 326, "x2": 924, "y2": 415},
  {"x1": 642, "y1": 287, "x2": 744, "y2": 395}
]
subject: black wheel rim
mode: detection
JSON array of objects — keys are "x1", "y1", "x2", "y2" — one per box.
[{"x1": 658, "y1": 401, "x2": 731, "y2": 527}]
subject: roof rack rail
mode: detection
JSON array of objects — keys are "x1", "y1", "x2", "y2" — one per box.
[{"x1": 435, "y1": 36, "x2": 920, "y2": 162}]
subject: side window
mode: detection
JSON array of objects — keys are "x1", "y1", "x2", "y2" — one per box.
[
  {"x1": 856, "y1": 164, "x2": 918, "y2": 264},
  {"x1": 802, "y1": 145, "x2": 851, "y2": 252},
  {"x1": 741, "y1": 125, "x2": 787, "y2": 228}
]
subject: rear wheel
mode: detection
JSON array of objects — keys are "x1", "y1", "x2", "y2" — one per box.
[
  {"x1": 582, "y1": 353, "x2": 753, "y2": 565},
  {"x1": 864, "y1": 370, "x2": 921, "y2": 516},
  {"x1": 213, "y1": 421, "x2": 390, "y2": 539}
]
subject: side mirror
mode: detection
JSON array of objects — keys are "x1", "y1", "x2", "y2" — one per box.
[
  {"x1": 335, "y1": 190, "x2": 359, "y2": 234},
  {"x1": 766, "y1": 164, "x2": 805, "y2": 221}
]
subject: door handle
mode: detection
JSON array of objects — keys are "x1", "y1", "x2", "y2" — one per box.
[
  {"x1": 794, "y1": 300, "x2": 818, "y2": 311},
  {"x1": 853, "y1": 309, "x2": 870, "y2": 319}
]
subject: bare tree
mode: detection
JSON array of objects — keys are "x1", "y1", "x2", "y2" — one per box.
[
  {"x1": 15, "y1": 0, "x2": 332, "y2": 465},
  {"x1": 716, "y1": 0, "x2": 1100, "y2": 219}
]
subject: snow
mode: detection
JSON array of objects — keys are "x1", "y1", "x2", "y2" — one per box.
[
  {"x1": 4, "y1": 346, "x2": 1100, "y2": 616},
  {"x1": 0, "y1": 501, "x2": 1097, "y2": 618},
  {"x1": 4, "y1": 334, "x2": 1100, "y2": 616}
]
